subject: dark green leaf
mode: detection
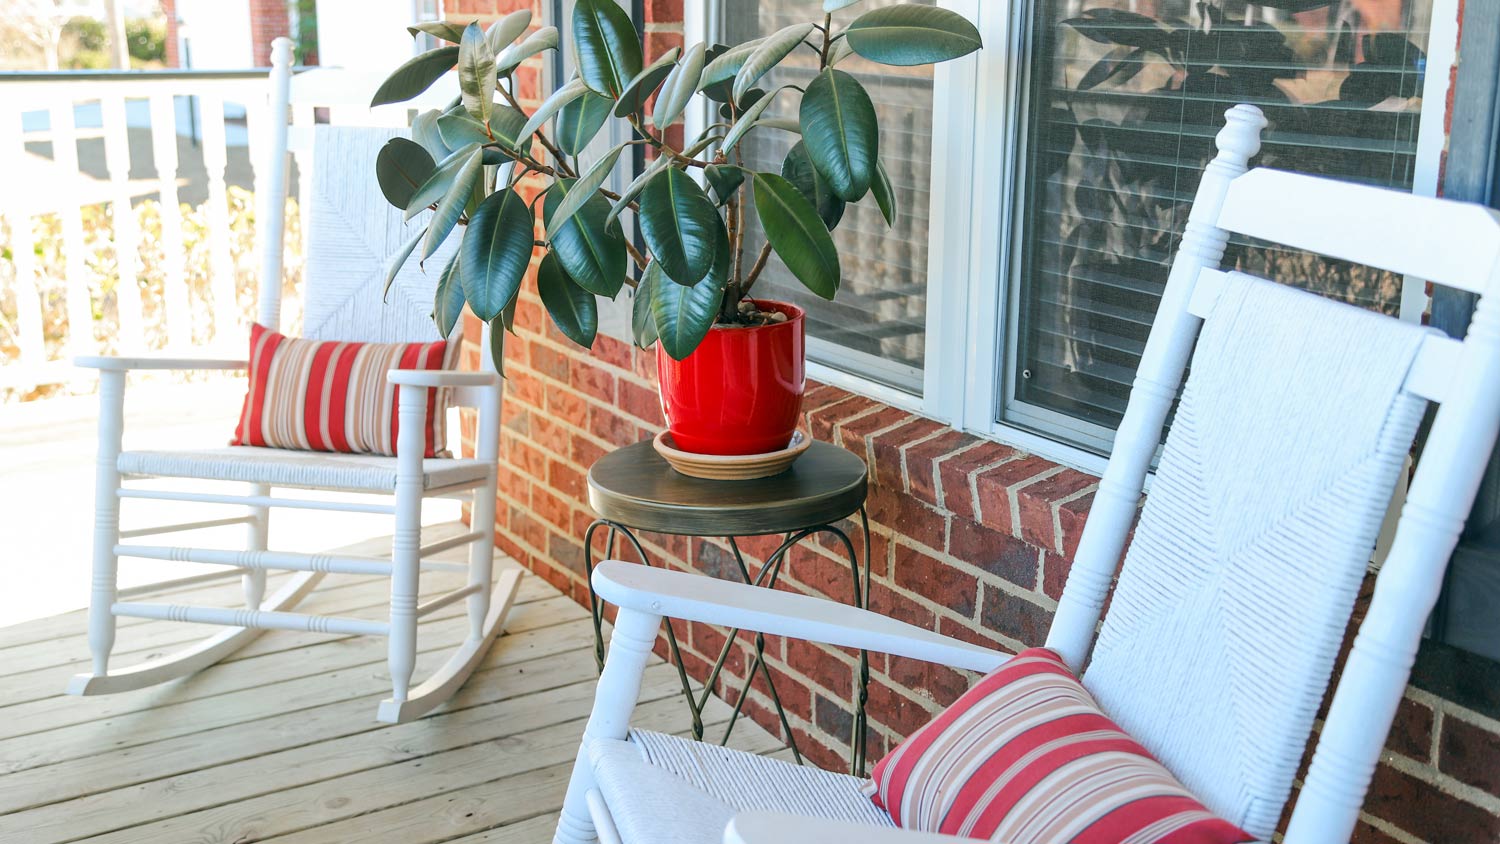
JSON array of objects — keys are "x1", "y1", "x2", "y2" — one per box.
[
  {"x1": 799, "y1": 69, "x2": 878, "y2": 201},
  {"x1": 632, "y1": 265, "x2": 659, "y2": 348},
  {"x1": 653, "y1": 42, "x2": 706, "y2": 128},
  {"x1": 733, "y1": 23, "x2": 814, "y2": 103},
  {"x1": 520, "y1": 76, "x2": 589, "y2": 142},
  {"x1": 376, "y1": 138, "x2": 437, "y2": 210},
  {"x1": 615, "y1": 46, "x2": 680, "y2": 117},
  {"x1": 488, "y1": 315, "x2": 507, "y2": 375},
  {"x1": 458, "y1": 23, "x2": 495, "y2": 123},
  {"x1": 544, "y1": 178, "x2": 627, "y2": 297},
  {"x1": 704, "y1": 163, "x2": 746, "y2": 205},
  {"x1": 1077, "y1": 46, "x2": 1148, "y2": 91},
  {"x1": 699, "y1": 39, "x2": 763, "y2": 101},
  {"x1": 782, "y1": 141, "x2": 844, "y2": 229},
  {"x1": 1061, "y1": 9, "x2": 1168, "y2": 51},
  {"x1": 545, "y1": 142, "x2": 626, "y2": 238},
  {"x1": 385, "y1": 225, "x2": 426, "y2": 300},
  {"x1": 573, "y1": 0, "x2": 642, "y2": 96},
  {"x1": 412, "y1": 109, "x2": 450, "y2": 160},
  {"x1": 721, "y1": 86, "x2": 784, "y2": 153},
  {"x1": 696, "y1": 44, "x2": 734, "y2": 102},
  {"x1": 639, "y1": 167, "x2": 719, "y2": 286},
  {"x1": 485, "y1": 9, "x2": 532, "y2": 55},
  {"x1": 405, "y1": 142, "x2": 482, "y2": 221},
  {"x1": 423, "y1": 147, "x2": 486, "y2": 259},
  {"x1": 651, "y1": 253, "x2": 724, "y2": 361},
  {"x1": 371, "y1": 46, "x2": 459, "y2": 107},
  {"x1": 496, "y1": 26, "x2": 559, "y2": 76},
  {"x1": 437, "y1": 112, "x2": 491, "y2": 149},
  {"x1": 537, "y1": 252, "x2": 598, "y2": 347},
  {"x1": 461, "y1": 189, "x2": 535, "y2": 320},
  {"x1": 557, "y1": 91, "x2": 614, "y2": 155},
  {"x1": 487, "y1": 105, "x2": 530, "y2": 152},
  {"x1": 434, "y1": 250, "x2": 465, "y2": 337},
  {"x1": 753, "y1": 172, "x2": 840, "y2": 299},
  {"x1": 606, "y1": 154, "x2": 672, "y2": 228},
  {"x1": 846, "y1": 5, "x2": 982, "y2": 66},
  {"x1": 408, "y1": 21, "x2": 467, "y2": 43},
  {"x1": 871, "y1": 159, "x2": 896, "y2": 226}
]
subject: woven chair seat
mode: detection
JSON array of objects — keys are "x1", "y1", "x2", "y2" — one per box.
[
  {"x1": 117, "y1": 446, "x2": 489, "y2": 493},
  {"x1": 587, "y1": 730, "x2": 892, "y2": 843}
]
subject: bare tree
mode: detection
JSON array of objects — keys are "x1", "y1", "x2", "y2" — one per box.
[{"x1": 6, "y1": 0, "x2": 72, "y2": 71}]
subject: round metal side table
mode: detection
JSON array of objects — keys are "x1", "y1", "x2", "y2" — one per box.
[{"x1": 583, "y1": 438, "x2": 872, "y2": 775}]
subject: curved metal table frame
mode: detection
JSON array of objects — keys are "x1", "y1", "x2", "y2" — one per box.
[{"x1": 582, "y1": 440, "x2": 872, "y2": 775}]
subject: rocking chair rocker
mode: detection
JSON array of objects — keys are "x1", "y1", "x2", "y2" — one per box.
[
  {"x1": 556, "y1": 104, "x2": 1500, "y2": 843},
  {"x1": 66, "y1": 38, "x2": 520, "y2": 724}
]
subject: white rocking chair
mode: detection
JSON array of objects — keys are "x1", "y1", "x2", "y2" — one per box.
[
  {"x1": 66, "y1": 38, "x2": 520, "y2": 724},
  {"x1": 555, "y1": 104, "x2": 1500, "y2": 844}
]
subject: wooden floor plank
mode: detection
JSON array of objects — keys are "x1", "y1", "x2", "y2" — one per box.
[
  {"x1": 2, "y1": 660, "x2": 679, "y2": 843},
  {"x1": 0, "y1": 594, "x2": 583, "y2": 742},
  {"x1": 0, "y1": 525, "x2": 802, "y2": 844},
  {"x1": 0, "y1": 594, "x2": 579, "y2": 775},
  {"x1": 0, "y1": 619, "x2": 601, "y2": 814}
]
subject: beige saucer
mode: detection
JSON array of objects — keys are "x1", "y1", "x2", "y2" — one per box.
[{"x1": 652, "y1": 430, "x2": 812, "y2": 480}]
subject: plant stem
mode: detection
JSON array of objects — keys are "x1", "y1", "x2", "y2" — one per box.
[
  {"x1": 819, "y1": 12, "x2": 833, "y2": 67},
  {"x1": 623, "y1": 239, "x2": 648, "y2": 271},
  {"x1": 740, "y1": 242, "x2": 773, "y2": 296},
  {"x1": 628, "y1": 115, "x2": 713, "y2": 169},
  {"x1": 498, "y1": 82, "x2": 578, "y2": 178}
]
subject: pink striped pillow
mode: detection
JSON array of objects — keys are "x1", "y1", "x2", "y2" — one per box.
[
  {"x1": 864, "y1": 648, "x2": 1252, "y2": 843},
  {"x1": 232, "y1": 323, "x2": 459, "y2": 458}
]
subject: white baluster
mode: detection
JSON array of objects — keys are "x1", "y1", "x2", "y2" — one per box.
[
  {"x1": 101, "y1": 94, "x2": 146, "y2": 355},
  {"x1": 0, "y1": 108, "x2": 45, "y2": 386},
  {"x1": 290, "y1": 102, "x2": 315, "y2": 295},
  {"x1": 48, "y1": 101, "x2": 96, "y2": 365},
  {"x1": 1045, "y1": 104, "x2": 1268, "y2": 670},
  {"x1": 197, "y1": 94, "x2": 240, "y2": 346},
  {"x1": 148, "y1": 94, "x2": 189, "y2": 350}
]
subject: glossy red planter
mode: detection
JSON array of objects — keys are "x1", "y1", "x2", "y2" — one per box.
[{"x1": 656, "y1": 301, "x2": 806, "y2": 456}]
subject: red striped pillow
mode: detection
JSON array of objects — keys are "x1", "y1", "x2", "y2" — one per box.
[
  {"x1": 232, "y1": 323, "x2": 459, "y2": 458},
  {"x1": 865, "y1": 648, "x2": 1252, "y2": 843}
]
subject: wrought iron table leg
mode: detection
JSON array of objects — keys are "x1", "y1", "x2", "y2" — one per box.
[{"x1": 584, "y1": 514, "x2": 872, "y2": 770}]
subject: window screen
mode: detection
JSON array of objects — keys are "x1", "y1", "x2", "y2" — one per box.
[
  {"x1": 722, "y1": 0, "x2": 935, "y2": 393},
  {"x1": 1007, "y1": 0, "x2": 1436, "y2": 446}
]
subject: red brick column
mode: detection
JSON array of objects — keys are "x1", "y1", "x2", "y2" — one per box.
[
  {"x1": 451, "y1": 0, "x2": 1500, "y2": 840},
  {"x1": 248, "y1": 0, "x2": 291, "y2": 67},
  {"x1": 162, "y1": 0, "x2": 180, "y2": 67}
]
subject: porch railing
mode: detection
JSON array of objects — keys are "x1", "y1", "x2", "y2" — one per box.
[{"x1": 0, "y1": 69, "x2": 277, "y2": 392}]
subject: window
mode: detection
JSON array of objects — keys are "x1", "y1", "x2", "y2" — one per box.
[
  {"x1": 1003, "y1": 0, "x2": 1442, "y2": 451},
  {"x1": 719, "y1": 0, "x2": 938, "y2": 394}
]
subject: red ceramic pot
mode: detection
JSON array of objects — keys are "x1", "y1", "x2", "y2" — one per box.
[{"x1": 656, "y1": 301, "x2": 806, "y2": 456}]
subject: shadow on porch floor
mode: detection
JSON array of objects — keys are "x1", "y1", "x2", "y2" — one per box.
[{"x1": 0, "y1": 522, "x2": 786, "y2": 843}]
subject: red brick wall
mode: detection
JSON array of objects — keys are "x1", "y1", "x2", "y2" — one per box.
[
  {"x1": 453, "y1": 1, "x2": 1500, "y2": 841},
  {"x1": 248, "y1": 0, "x2": 291, "y2": 68},
  {"x1": 162, "y1": 0, "x2": 180, "y2": 67}
]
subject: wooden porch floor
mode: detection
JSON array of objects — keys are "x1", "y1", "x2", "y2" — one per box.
[{"x1": 0, "y1": 524, "x2": 784, "y2": 843}]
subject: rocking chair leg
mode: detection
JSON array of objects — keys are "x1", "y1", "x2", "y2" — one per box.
[
  {"x1": 466, "y1": 486, "x2": 496, "y2": 641},
  {"x1": 556, "y1": 607, "x2": 663, "y2": 844},
  {"x1": 243, "y1": 482, "x2": 270, "y2": 609},
  {"x1": 387, "y1": 385, "x2": 427, "y2": 704},
  {"x1": 86, "y1": 369, "x2": 126, "y2": 677}
]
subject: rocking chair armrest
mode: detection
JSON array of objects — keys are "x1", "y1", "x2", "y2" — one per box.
[
  {"x1": 76, "y1": 355, "x2": 249, "y2": 372},
  {"x1": 592, "y1": 561, "x2": 1007, "y2": 673},
  {"x1": 725, "y1": 812, "x2": 983, "y2": 844},
  {"x1": 386, "y1": 369, "x2": 500, "y2": 388}
]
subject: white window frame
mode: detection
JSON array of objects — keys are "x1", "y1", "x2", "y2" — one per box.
[{"x1": 685, "y1": 0, "x2": 1460, "y2": 477}]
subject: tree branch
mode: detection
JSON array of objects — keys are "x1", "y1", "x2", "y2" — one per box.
[{"x1": 498, "y1": 82, "x2": 578, "y2": 178}]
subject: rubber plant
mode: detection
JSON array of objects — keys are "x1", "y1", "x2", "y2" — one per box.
[{"x1": 372, "y1": 0, "x2": 981, "y2": 362}]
